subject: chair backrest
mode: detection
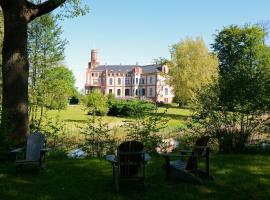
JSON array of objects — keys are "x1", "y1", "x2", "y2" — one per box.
[
  {"x1": 185, "y1": 136, "x2": 210, "y2": 171},
  {"x1": 117, "y1": 141, "x2": 144, "y2": 177},
  {"x1": 26, "y1": 131, "x2": 45, "y2": 161}
]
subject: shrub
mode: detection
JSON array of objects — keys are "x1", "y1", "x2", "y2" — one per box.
[
  {"x1": 108, "y1": 98, "x2": 155, "y2": 117},
  {"x1": 83, "y1": 90, "x2": 109, "y2": 116},
  {"x1": 80, "y1": 116, "x2": 117, "y2": 157},
  {"x1": 193, "y1": 83, "x2": 270, "y2": 153},
  {"x1": 123, "y1": 105, "x2": 168, "y2": 152}
]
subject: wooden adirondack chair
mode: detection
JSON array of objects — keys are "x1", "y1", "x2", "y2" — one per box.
[
  {"x1": 106, "y1": 141, "x2": 151, "y2": 192},
  {"x1": 11, "y1": 131, "x2": 49, "y2": 171},
  {"x1": 162, "y1": 136, "x2": 212, "y2": 184}
]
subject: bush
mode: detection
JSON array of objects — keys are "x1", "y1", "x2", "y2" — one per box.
[
  {"x1": 108, "y1": 98, "x2": 155, "y2": 117},
  {"x1": 193, "y1": 83, "x2": 270, "y2": 153},
  {"x1": 123, "y1": 105, "x2": 168, "y2": 152},
  {"x1": 83, "y1": 90, "x2": 109, "y2": 116},
  {"x1": 80, "y1": 116, "x2": 117, "y2": 157}
]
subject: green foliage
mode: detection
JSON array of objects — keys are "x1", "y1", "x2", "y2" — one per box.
[
  {"x1": 123, "y1": 105, "x2": 168, "y2": 152},
  {"x1": 108, "y1": 97, "x2": 155, "y2": 117},
  {"x1": 191, "y1": 24, "x2": 270, "y2": 153},
  {"x1": 28, "y1": 13, "x2": 73, "y2": 127},
  {"x1": 212, "y1": 24, "x2": 270, "y2": 111},
  {"x1": 153, "y1": 57, "x2": 170, "y2": 65},
  {"x1": 29, "y1": 114, "x2": 66, "y2": 148},
  {"x1": 0, "y1": 9, "x2": 3, "y2": 104},
  {"x1": 194, "y1": 82, "x2": 270, "y2": 153},
  {"x1": 169, "y1": 37, "x2": 219, "y2": 106},
  {"x1": 39, "y1": 66, "x2": 76, "y2": 110},
  {"x1": 83, "y1": 90, "x2": 109, "y2": 116},
  {"x1": 55, "y1": 0, "x2": 90, "y2": 19},
  {"x1": 80, "y1": 116, "x2": 116, "y2": 157}
]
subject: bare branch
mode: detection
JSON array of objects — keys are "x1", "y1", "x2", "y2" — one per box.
[{"x1": 27, "y1": 0, "x2": 66, "y2": 22}]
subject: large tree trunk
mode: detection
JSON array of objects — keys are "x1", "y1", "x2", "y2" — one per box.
[
  {"x1": 1, "y1": 3, "x2": 29, "y2": 144},
  {"x1": 0, "y1": 0, "x2": 65, "y2": 145}
]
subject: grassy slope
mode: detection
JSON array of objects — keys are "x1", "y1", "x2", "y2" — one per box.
[
  {"x1": 46, "y1": 105, "x2": 191, "y2": 128},
  {"x1": 0, "y1": 153, "x2": 269, "y2": 200},
  {"x1": 45, "y1": 105, "x2": 192, "y2": 139}
]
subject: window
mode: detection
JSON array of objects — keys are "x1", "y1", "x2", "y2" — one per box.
[
  {"x1": 109, "y1": 89, "x2": 113, "y2": 94},
  {"x1": 125, "y1": 78, "x2": 130, "y2": 85},
  {"x1": 135, "y1": 89, "x2": 138, "y2": 96},
  {"x1": 150, "y1": 77, "x2": 153, "y2": 84},
  {"x1": 165, "y1": 88, "x2": 168, "y2": 96},
  {"x1": 109, "y1": 78, "x2": 113, "y2": 85},
  {"x1": 118, "y1": 78, "x2": 121, "y2": 85},
  {"x1": 125, "y1": 89, "x2": 130, "y2": 96},
  {"x1": 142, "y1": 88, "x2": 146, "y2": 96},
  {"x1": 140, "y1": 78, "x2": 145, "y2": 84},
  {"x1": 117, "y1": 89, "x2": 121, "y2": 96},
  {"x1": 132, "y1": 78, "x2": 135, "y2": 84},
  {"x1": 150, "y1": 88, "x2": 153, "y2": 96},
  {"x1": 136, "y1": 78, "x2": 139, "y2": 84}
]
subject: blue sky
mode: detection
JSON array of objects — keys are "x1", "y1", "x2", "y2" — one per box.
[{"x1": 59, "y1": 0, "x2": 270, "y2": 89}]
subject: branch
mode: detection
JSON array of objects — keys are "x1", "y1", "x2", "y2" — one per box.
[{"x1": 28, "y1": 0, "x2": 66, "y2": 22}]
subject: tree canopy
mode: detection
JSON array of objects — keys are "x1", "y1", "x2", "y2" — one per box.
[
  {"x1": 212, "y1": 25, "x2": 270, "y2": 111},
  {"x1": 169, "y1": 37, "x2": 219, "y2": 106}
]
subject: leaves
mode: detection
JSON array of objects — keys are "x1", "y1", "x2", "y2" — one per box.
[
  {"x1": 212, "y1": 24, "x2": 270, "y2": 111},
  {"x1": 82, "y1": 90, "x2": 109, "y2": 116},
  {"x1": 169, "y1": 37, "x2": 219, "y2": 106}
]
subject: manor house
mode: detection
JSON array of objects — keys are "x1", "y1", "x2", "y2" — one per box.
[{"x1": 85, "y1": 49, "x2": 174, "y2": 103}]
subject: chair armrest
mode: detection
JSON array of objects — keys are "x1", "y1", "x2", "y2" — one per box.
[
  {"x1": 10, "y1": 148, "x2": 24, "y2": 154},
  {"x1": 179, "y1": 149, "x2": 192, "y2": 154},
  {"x1": 161, "y1": 153, "x2": 194, "y2": 158},
  {"x1": 144, "y1": 153, "x2": 151, "y2": 162},
  {"x1": 161, "y1": 153, "x2": 197, "y2": 163},
  {"x1": 194, "y1": 146, "x2": 209, "y2": 149},
  {"x1": 106, "y1": 155, "x2": 118, "y2": 164},
  {"x1": 40, "y1": 148, "x2": 50, "y2": 153}
]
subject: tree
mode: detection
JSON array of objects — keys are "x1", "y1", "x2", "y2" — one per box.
[
  {"x1": 83, "y1": 90, "x2": 109, "y2": 116},
  {"x1": 0, "y1": 0, "x2": 88, "y2": 144},
  {"x1": 192, "y1": 24, "x2": 270, "y2": 153},
  {"x1": 169, "y1": 37, "x2": 219, "y2": 106},
  {"x1": 212, "y1": 25, "x2": 270, "y2": 111},
  {"x1": 0, "y1": 9, "x2": 3, "y2": 103},
  {"x1": 28, "y1": 13, "x2": 67, "y2": 126},
  {"x1": 31, "y1": 65, "x2": 76, "y2": 127},
  {"x1": 153, "y1": 57, "x2": 170, "y2": 65}
]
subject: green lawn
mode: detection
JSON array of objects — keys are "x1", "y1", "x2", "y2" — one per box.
[
  {"x1": 46, "y1": 105, "x2": 191, "y2": 133},
  {"x1": 0, "y1": 153, "x2": 269, "y2": 200}
]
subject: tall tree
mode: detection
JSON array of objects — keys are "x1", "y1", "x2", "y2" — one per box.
[
  {"x1": 28, "y1": 13, "x2": 67, "y2": 125},
  {"x1": 193, "y1": 25, "x2": 270, "y2": 152},
  {"x1": 212, "y1": 25, "x2": 270, "y2": 111},
  {"x1": 0, "y1": 9, "x2": 3, "y2": 103},
  {"x1": 0, "y1": 0, "x2": 88, "y2": 144},
  {"x1": 169, "y1": 37, "x2": 219, "y2": 106}
]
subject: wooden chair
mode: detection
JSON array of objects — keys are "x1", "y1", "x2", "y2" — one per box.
[
  {"x1": 106, "y1": 141, "x2": 151, "y2": 192},
  {"x1": 162, "y1": 136, "x2": 212, "y2": 184},
  {"x1": 11, "y1": 131, "x2": 49, "y2": 172}
]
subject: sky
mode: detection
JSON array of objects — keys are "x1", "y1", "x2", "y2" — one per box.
[{"x1": 58, "y1": 0, "x2": 270, "y2": 90}]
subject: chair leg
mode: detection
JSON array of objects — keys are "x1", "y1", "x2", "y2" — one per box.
[{"x1": 113, "y1": 166, "x2": 119, "y2": 193}]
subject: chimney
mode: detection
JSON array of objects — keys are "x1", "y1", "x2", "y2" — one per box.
[{"x1": 90, "y1": 49, "x2": 99, "y2": 68}]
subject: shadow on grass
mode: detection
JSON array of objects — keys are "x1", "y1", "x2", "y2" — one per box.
[
  {"x1": 0, "y1": 154, "x2": 270, "y2": 200},
  {"x1": 159, "y1": 112, "x2": 190, "y2": 121}
]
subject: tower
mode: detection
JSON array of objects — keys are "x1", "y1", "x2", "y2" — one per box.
[{"x1": 88, "y1": 49, "x2": 99, "y2": 68}]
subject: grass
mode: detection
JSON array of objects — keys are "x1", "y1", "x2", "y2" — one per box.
[
  {"x1": 0, "y1": 153, "x2": 270, "y2": 200},
  {"x1": 46, "y1": 104, "x2": 191, "y2": 134},
  {"x1": 46, "y1": 104, "x2": 191, "y2": 126}
]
